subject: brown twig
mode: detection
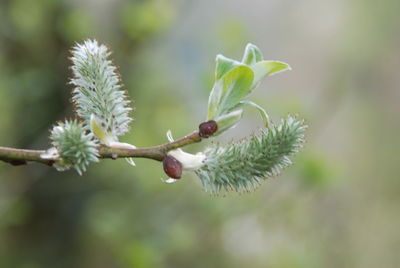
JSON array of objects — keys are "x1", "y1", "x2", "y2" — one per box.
[{"x1": 0, "y1": 131, "x2": 202, "y2": 166}]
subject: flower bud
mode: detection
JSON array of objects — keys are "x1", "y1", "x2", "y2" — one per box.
[
  {"x1": 199, "y1": 120, "x2": 218, "y2": 138},
  {"x1": 163, "y1": 155, "x2": 182, "y2": 179}
]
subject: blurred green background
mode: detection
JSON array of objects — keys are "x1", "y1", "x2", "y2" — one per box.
[{"x1": 1, "y1": 0, "x2": 399, "y2": 267}]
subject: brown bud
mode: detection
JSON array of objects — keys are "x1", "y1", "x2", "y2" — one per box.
[
  {"x1": 198, "y1": 120, "x2": 218, "y2": 138},
  {"x1": 163, "y1": 155, "x2": 182, "y2": 179}
]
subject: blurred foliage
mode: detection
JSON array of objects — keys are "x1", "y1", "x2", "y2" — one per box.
[
  {"x1": 295, "y1": 150, "x2": 337, "y2": 188},
  {"x1": 121, "y1": 0, "x2": 175, "y2": 41},
  {"x1": 0, "y1": 0, "x2": 400, "y2": 267}
]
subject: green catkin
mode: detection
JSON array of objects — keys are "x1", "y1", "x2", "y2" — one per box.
[
  {"x1": 195, "y1": 116, "x2": 306, "y2": 194},
  {"x1": 50, "y1": 120, "x2": 99, "y2": 175},
  {"x1": 70, "y1": 40, "x2": 132, "y2": 142}
]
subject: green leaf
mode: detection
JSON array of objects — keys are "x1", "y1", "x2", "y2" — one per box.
[
  {"x1": 214, "y1": 109, "x2": 243, "y2": 135},
  {"x1": 218, "y1": 65, "x2": 254, "y2": 115},
  {"x1": 234, "y1": 100, "x2": 270, "y2": 127},
  {"x1": 207, "y1": 55, "x2": 242, "y2": 119},
  {"x1": 207, "y1": 65, "x2": 254, "y2": 120},
  {"x1": 126, "y1": 157, "x2": 136, "y2": 166},
  {"x1": 207, "y1": 44, "x2": 291, "y2": 124},
  {"x1": 242, "y1": 43, "x2": 263, "y2": 65},
  {"x1": 90, "y1": 114, "x2": 112, "y2": 145},
  {"x1": 215, "y1": 54, "x2": 241, "y2": 80},
  {"x1": 251, "y1": 60, "x2": 291, "y2": 87},
  {"x1": 207, "y1": 81, "x2": 223, "y2": 120}
]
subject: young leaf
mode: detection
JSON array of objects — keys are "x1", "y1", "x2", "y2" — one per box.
[
  {"x1": 217, "y1": 65, "x2": 254, "y2": 115},
  {"x1": 207, "y1": 81, "x2": 223, "y2": 120},
  {"x1": 251, "y1": 60, "x2": 291, "y2": 88},
  {"x1": 90, "y1": 114, "x2": 111, "y2": 145},
  {"x1": 206, "y1": 44, "x2": 291, "y2": 135},
  {"x1": 234, "y1": 100, "x2": 270, "y2": 127},
  {"x1": 242, "y1": 43, "x2": 263, "y2": 65},
  {"x1": 214, "y1": 109, "x2": 243, "y2": 135},
  {"x1": 207, "y1": 62, "x2": 250, "y2": 120},
  {"x1": 215, "y1": 54, "x2": 241, "y2": 80}
]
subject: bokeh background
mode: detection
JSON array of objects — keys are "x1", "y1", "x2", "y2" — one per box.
[{"x1": 0, "y1": 0, "x2": 399, "y2": 267}]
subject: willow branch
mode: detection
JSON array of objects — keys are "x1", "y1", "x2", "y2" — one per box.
[{"x1": 0, "y1": 131, "x2": 202, "y2": 166}]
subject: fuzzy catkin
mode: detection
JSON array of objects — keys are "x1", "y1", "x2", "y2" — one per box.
[
  {"x1": 50, "y1": 120, "x2": 99, "y2": 175},
  {"x1": 70, "y1": 40, "x2": 132, "y2": 142},
  {"x1": 195, "y1": 116, "x2": 306, "y2": 194}
]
